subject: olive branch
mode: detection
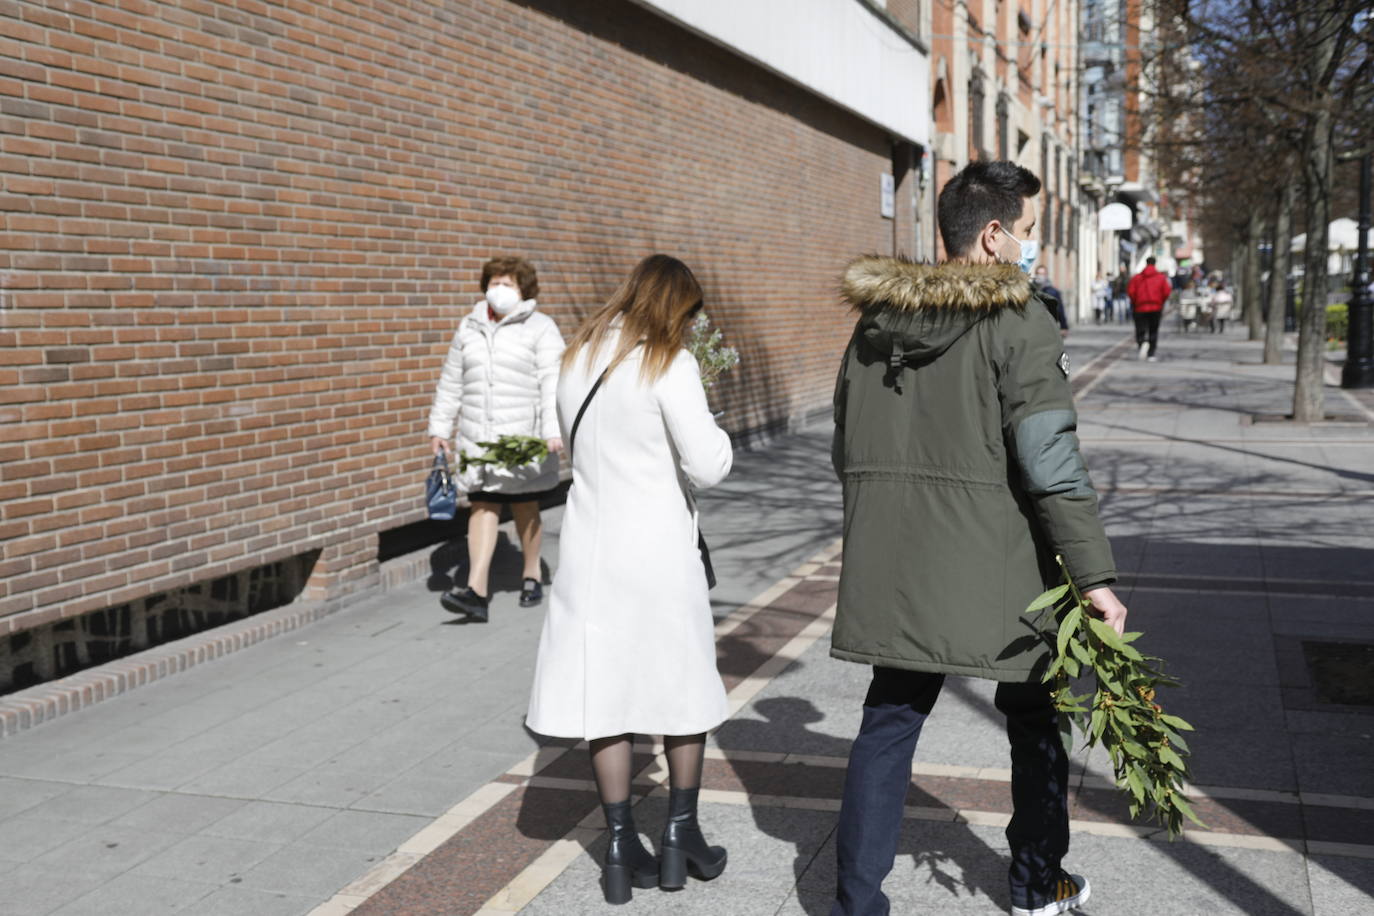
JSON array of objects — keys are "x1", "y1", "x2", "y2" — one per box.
[
  {"x1": 457, "y1": 435, "x2": 550, "y2": 473},
  {"x1": 1025, "y1": 558, "x2": 1205, "y2": 839}
]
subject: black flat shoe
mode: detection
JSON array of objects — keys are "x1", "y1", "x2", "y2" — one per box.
[
  {"x1": 519, "y1": 578, "x2": 544, "y2": 607},
  {"x1": 440, "y1": 586, "x2": 488, "y2": 622}
]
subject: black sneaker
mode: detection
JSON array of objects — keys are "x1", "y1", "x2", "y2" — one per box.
[
  {"x1": 441, "y1": 586, "x2": 489, "y2": 622},
  {"x1": 519, "y1": 578, "x2": 544, "y2": 607},
  {"x1": 1012, "y1": 872, "x2": 1090, "y2": 916}
]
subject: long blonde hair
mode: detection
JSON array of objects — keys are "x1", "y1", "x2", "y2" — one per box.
[{"x1": 562, "y1": 254, "x2": 704, "y2": 383}]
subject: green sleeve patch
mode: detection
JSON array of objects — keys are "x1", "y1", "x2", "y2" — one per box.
[{"x1": 1014, "y1": 408, "x2": 1093, "y2": 497}]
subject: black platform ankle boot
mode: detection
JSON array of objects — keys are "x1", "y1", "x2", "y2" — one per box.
[
  {"x1": 658, "y1": 787, "x2": 727, "y2": 890},
  {"x1": 601, "y1": 800, "x2": 659, "y2": 905}
]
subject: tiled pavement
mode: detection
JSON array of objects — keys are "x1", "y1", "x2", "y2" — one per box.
[{"x1": 2, "y1": 325, "x2": 1373, "y2": 915}]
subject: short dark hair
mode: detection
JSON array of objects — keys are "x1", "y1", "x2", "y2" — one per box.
[
  {"x1": 481, "y1": 256, "x2": 539, "y2": 299},
  {"x1": 1146, "y1": 256, "x2": 1157, "y2": 266},
  {"x1": 937, "y1": 160, "x2": 1041, "y2": 258}
]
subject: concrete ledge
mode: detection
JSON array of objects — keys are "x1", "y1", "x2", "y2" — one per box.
[{"x1": 0, "y1": 594, "x2": 343, "y2": 740}]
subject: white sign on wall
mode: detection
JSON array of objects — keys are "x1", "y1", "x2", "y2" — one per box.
[{"x1": 880, "y1": 173, "x2": 896, "y2": 219}]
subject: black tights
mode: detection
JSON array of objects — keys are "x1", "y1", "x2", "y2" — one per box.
[{"x1": 589, "y1": 733, "x2": 705, "y2": 805}]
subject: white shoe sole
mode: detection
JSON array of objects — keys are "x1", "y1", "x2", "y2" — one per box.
[{"x1": 1011, "y1": 876, "x2": 1091, "y2": 915}]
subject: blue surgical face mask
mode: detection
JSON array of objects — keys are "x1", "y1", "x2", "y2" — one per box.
[{"x1": 1000, "y1": 226, "x2": 1040, "y2": 275}]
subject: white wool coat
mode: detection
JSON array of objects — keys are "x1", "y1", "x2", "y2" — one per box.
[
  {"x1": 1210, "y1": 289, "x2": 1234, "y2": 320},
  {"x1": 428, "y1": 299, "x2": 565, "y2": 495},
  {"x1": 526, "y1": 335, "x2": 733, "y2": 740}
]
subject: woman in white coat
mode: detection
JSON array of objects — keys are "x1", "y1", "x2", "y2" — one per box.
[
  {"x1": 1209, "y1": 280, "x2": 1234, "y2": 334},
  {"x1": 526, "y1": 255, "x2": 733, "y2": 904},
  {"x1": 428, "y1": 256, "x2": 565, "y2": 622}
]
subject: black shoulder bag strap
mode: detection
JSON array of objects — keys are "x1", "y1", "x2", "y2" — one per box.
[{"x1": 567, "y1": 367, "x2": 610, "y2": 458}]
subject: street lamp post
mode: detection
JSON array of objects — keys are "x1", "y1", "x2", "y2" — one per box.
[{"x1": 1343, "y1": 152, "x2": 1373, "y2": 389}]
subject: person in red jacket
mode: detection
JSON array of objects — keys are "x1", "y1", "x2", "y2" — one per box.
[{"x1": 1127, "y1": 257, "x2": 1172, "y2": 361}]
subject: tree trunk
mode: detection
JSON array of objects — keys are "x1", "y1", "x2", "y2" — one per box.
[
  {"x1": 1230, "y1": 236, "x2": 1246, "y2": 326},
  {"x1": 1264, "y1": 183, "x2": 1294, "y2": 364},
  {"x1": 1293, "y1": 105, "x2": 1334, "y2": 422},
  {"x1": 1243, "y1": 215, "x2": 1264, "y2": 341}
]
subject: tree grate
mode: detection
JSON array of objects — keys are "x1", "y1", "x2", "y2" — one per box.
[{"x1": 1301, "y1": 641, "x2": 1374, "y2": 706}]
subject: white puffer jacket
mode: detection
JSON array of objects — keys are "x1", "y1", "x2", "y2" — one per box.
[{"x1": 428, "y1": 299, "x2": 565, "y2": 495}]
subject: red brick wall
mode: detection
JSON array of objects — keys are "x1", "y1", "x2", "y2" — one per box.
[{"x1": 0, "y1": 0, "x2": 901, "y2": 631}]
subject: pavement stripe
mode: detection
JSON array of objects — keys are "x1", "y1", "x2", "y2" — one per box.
[
  {"x1": 581, "y1": 779, "x2": 1374, "y2": 860},
  {"x1": 1070, "y1": 335, "x2": 1135, "y2": 397},
  {"x1": 1339, "y1": 386, "x2": 1374, "y2": 423},
  {"x1": 313, "y1": 540, "x2": 844, "y2": 916}
]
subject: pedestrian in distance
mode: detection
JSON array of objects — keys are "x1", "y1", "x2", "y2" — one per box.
[
  {"x1": 1128, "y1": 256, "x2": 1172, "y2": 360},
  {"x1": 1111, "y1": 265, "x2": 1131, "y2": 324},
  {"x1": 428, "y1": 256, "x2": 566, "y2": 622},
  {"x1": 526, "y1": 254, "x2": 733, "y2": 905},
  {"x1": 1032, "y1": 265, "x2": 1070, "y2": 337},
  {"x1": 830, "y1": 159, "x2": 1127, "y2": 916},
  {"x1": 1209, "y1": 280, "x2": 1234, "y2": 333},
  {"x1": 1093, "y1": 271, "x2": 1112, "y2": 324}
]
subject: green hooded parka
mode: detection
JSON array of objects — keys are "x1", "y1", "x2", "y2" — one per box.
[{"x1": 830, "y1": 256, "x2": 1116, "y2": 682}]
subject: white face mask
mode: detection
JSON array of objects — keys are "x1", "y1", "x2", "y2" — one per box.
[
  {"x1": 485, "y1": 284, "x2": 522, "y2": 315},
  {"x1": 1000, "y1": 226, "x2": 1040, "y2": 275}
]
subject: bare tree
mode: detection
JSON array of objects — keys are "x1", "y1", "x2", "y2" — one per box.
[{"x1": 1152, "y1": 0, "x2": 1373, "y2": 417}]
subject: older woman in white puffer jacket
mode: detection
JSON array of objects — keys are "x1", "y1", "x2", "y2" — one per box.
[{"x1": 428, "y1": 256, "x2": 565, "y2": 622}]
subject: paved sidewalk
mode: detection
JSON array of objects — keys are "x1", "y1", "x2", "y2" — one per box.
[
  {"x1": 347, "y1": 327, "x2": 1374, "y2": 916},
  {"x1": 0, "y1": 409, "x2": 846, "y2": 915},
  {"x1": 2, "y1": 326, "x2": 1372, "y2": 916}
]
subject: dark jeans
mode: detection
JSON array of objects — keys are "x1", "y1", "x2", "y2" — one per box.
[
  {"x1": 830, "y1": 668, "x2": 1069, "y2": 916},
  {"x1": 1133, "y1": 310, "x2": 1162, "y2": 355}
]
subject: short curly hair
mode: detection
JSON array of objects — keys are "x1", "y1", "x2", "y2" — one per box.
[{"x1": 480, "y1": 256, "x2": 539, "y2": 300}]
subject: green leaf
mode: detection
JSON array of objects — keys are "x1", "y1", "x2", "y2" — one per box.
[
  {"x1": 1159, "y1": 745, "x2": 1187, "y2": 770},
  {"x1": 1025, "y1": 584, "x2": 1071, "y2": 613},
  {"x1": 1172, "y1": 794, "x2": 1206, "y2": 829},
  {"x1": 1125, "y1": 766, "x2": 1146, "y2": 803},
  {"x1": 1166, "y1": 732, "x2": 1191, "y2": 755},
  {"x1": 1087, "y1": 616, "x2": 1128, "y2": 651},
  {"x1": 1068, "y1": 639, "x2": 1092, "y2": 664},
  {"x1": 1057, "y1": 605, "x2": 1083, "y2": 660},
  {"x1": 1159, "y1": 714, "x2": 1195, "y2": 732},
  {"x1": 1090, "y1": 706, "x2": 1108, "y2": 738}
]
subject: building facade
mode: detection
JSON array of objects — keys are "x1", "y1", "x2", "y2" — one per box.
[
  {"x1": 1079, "y1": 0, "x2": 1200, "y2": 287},
  {"x1": 0, "y1": 1, "x2": 929, "y2": 674},
  {"x1": 924, "y1": 0, "x2": 1085, "y2": 314}
]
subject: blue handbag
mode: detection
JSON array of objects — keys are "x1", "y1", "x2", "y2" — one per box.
[{"x1": 425, "y1": 452, "x2": 458, "y2": 520}]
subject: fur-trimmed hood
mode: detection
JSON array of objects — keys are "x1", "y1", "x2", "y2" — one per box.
[
  {"x1": 841, "y1": 256, "x2": 1033, "y2": 365},
  {"x1": 842, "y1": 256, "x2": 1032, "y2": 312}
]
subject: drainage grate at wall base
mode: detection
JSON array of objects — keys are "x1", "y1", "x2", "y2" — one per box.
[{"x1": 1, "y1": 550, "x2": 319, "y2": 697}]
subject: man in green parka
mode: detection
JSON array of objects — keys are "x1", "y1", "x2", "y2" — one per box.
[{"x1": 828, "y1": 160, "x2": 1128, "y2": 916}]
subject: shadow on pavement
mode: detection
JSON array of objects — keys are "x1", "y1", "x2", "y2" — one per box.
[
  {"x1": 425, "y1": 531, "x2": 552, "y2": 596},
  {"x1": 720, "y1": 692, "x2": 1006, "y2": 915}
]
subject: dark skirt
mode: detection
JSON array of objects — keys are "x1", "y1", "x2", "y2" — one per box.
[{"x1": 467, "y1": 489, "x2": 554, "y2": 506}]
